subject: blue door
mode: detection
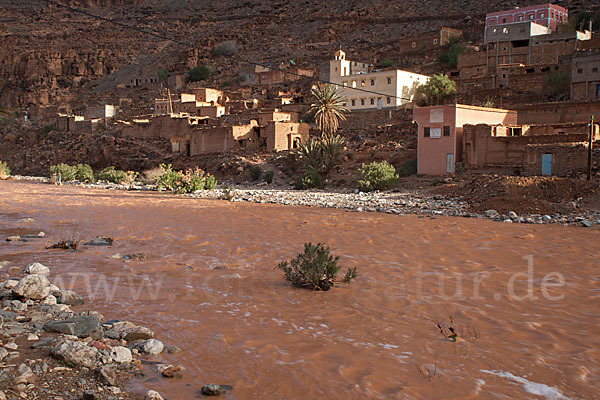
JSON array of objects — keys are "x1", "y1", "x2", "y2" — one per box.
[{"x1": 542, "y1": 153, "x2": 552, "y2": 176}]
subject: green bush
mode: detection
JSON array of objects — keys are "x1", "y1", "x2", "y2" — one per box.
[
  {"x1": 74, "y1": 164, "x2": 95, "y2": 183},
  {"x1": 397, "y1": 159, "x2": 417, "y2": 177},
  {"x1": 276, "y1": 242, "x2": 357, "y2": 290},
  {"x1": 0, "y1": 161, "x2": 10, "y2": 179},
  {"x1": 379, "y1": 58, "x2": 395, "y2": 68},
  {"x1": 356, "y1": 161, "x2": 399, "y2": 191},
  {"x1": 416, "y1": 74, "x2": 456, "y2": 106},
  {"x1": 547, "y1": 70, "x2": 569, "y2": 96},
  {"x1": 156, "y1": 164, "x2": 217, "y2": 194},
  {"x1": 438, "y1": 37, "x2": 465, "y2": 69},
  {"x1": 49, "y1": 164, "x2": 77, "y2": 182},
  {"x1": 264, "y1": 170, "x2": 275, "y2": 184},
  {"x1": 97, "y1": 166, "x2": 136, "y2": 184},
  {"x1": 295, "y1": 169, "x2": 325, "y2": 190},
  {"x1": 188, "y1": 65, "x2": 211, "y2": 82},
  {"x1": 212, "y1": 41, "x2": 239, "y2": 57},
  {"x1": 250, "y1": 165, "x2": 262, "y2": 180}
]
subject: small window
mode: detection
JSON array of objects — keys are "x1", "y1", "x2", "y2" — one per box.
[
  {"x1": 387, "y1": 97, "x2": 391, "y2": 104},
  {"x1": 351, "y1": 100, "x2": 356, "y2": 106},
  {"x1": 519, "y1": 15, "x2": 523, "y2": 21},
  {"x1": 540, "y1": 12, "x2": 544, "y2": 18},
  {"x1": 363, "y1": 64, "x2": 366, "y2": 68},
  {"x1": 361, "y1": 99, "x2": 365, "y2": 105},
  {"x1": 352, "y1": 81, "x2": 357, "y2": 88},
  {"x1": 502, "y1": 73, "x2": 506, "y2": 78},
  {"x1": 335, "y1": 67, "x2": 338, "y2": 72},
  {"x1": 412, "y1": 41, "x2": 416, "y2": 48},
  {"x1": 577, "y1": 68, "x2": 583, "y2": 74},
  {"x1": 529, "y1": 14, "x2": 534, "y2": 20},
  {"x1": 343, "y1": 81, "x2": 348, "y2": 87},
  {"x1": 443, "y1": 126, "x2": 450, "y2": 136},
  {"x1": 503, "y1": 27, "x2": 509, "y2": 34},
  {"x1": 502, "y1": 18, "x2": 506, "y2": 23},
  {"x1": 593, "y1": 67, "x2": 598, "y2": 73},
  {"x1": 387, "y1": 77, "x2": 392, "y2": 84},
  {"x1": 433, "y1": 38, "x2": 438, "y2": 45},
  {"x1": 370, "y1": 79, "x2": 375, "y2": 86},
  {"x1": 370, "y1": 98, "x2": 374, "y2": 105},
  {"x1": 361, "y1": 80, "x2": 366, "y2": 87},
  {"x1": 424, "y1": 127, "x2": 430, "y2": 137}
]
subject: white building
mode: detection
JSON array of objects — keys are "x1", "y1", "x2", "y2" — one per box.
[{"x1": 326, "y1": 50, "x2": 429, "y2": 111}]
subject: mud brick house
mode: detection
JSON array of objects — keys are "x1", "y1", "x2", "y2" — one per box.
[
  {"x1": 126, "y1": 75, "x2": 160, "y2": 89},
  {"x1": 239, "y1": 64, "x2": 314, "y2": 86},
  {"x1": 413, "y1": 104, "x2": 517, "y2": 175},
  {"x1": 326, "y1": 50, "x2": 429, "y2": 111},
  {"x1": 484, "y1": 3, "x2": 568, "y2": 42},
  {"x1": 118, "y1": 114, "x2": 209, "y2": 140},
  {"x1": 395, "y1": 27, "x2": 462, "y2": 55},
  {"x1": 154, "y1": 89, "x2": 226, "y2": 117},
  {"x1": 84, "y1": 104, "x2": 118, "y2": 120},
  {"x1": 571, "y1": 51, "x2": 600, "y2": 100},
  {"x1": 463, "y1": 122, "x2": 598, "y2": 176}
]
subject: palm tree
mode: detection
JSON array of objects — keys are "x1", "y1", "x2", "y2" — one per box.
[{"x1": 309, "y1": 84, "x2": 349, "y2": 136}]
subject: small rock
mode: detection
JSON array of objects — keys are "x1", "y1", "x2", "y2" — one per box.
[
  {"x1": 581, "y1": 219, "x2": 592, "y2": 227},
  {"x1": 84, "y1": 237, "x2": 114, "y2": 246},
  {"x1": 156, "y1": 364, "x2": 183, "y2": 378},
  {"x1": 136, "y1": 339, "x2": 164, "y2": 355},
  {"x1": 508, "y1": 211, "x2": 518, "y2": 219},
  {"x1": 95, "y1": 365, "x2": 117, "y2": 386},
  {"x1": 6, "y1": 236, "x2": 20, "y2": 242},
  {"x1": 484, "y1": 209, "x2": 499, "y2": 218},
  {"x1": 542, "y1": 215, "x2": 552, "y2": 222},
  {"x1": 144, "y1": 390, "x2": 164, "y2": 400},
  {"x1": 201, "y1": 384, "x2": 233, "y2": 396},
  {"x1": 14, "y1": 364, "x2": 35, "y2": 385},
  {"x1": 110, "y1": 346, "x2": 132, "y2": 364},
  {"x1": 56, "y1": 290, "x2": 84, "y2": 306},
  {"x1": 42, "y1": 295, "x2": 57, "y2": 305},
  {"x1": 27, "y1": 334, "x2": 39, "y2": 341},
  {"x1": 51, "y1": 339, "x2": 100, "y2": 368},
  {"x1": 31, "y1": 337, "x2": 57, "y2": 349},
  {"x1": 4, "y1": 342, "x2": 18, "y2": 350},
  {"x1": 164, "y1": 344, "x2": 181, "y2": 354},
  {"x1": 25, "y1": 262, "x2": 50, "y2": 275}
]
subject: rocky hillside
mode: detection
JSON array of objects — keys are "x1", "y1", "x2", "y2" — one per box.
[{"x1": 0, "y1": 0, "x2": 590, "y2": 111}]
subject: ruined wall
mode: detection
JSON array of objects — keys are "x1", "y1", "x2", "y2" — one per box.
[
  {"x1": 463, "y1": 124, "x2": 589, "y2": 175},
  {"x1": 516, "y1": 101, "x2": 600, "y2": 124},
  {"x1": 119, "y1": 115, "x2": 198, "y2": 140},
  {"x1": 264, "y1": 122, "x2": 309, "y2": 151}
]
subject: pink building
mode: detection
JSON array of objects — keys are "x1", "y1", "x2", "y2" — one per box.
[
  {"x1": 485, "y1": 3, "x2": 568, "y2": 41},
  {"x1": 413, "y1": 104, "x2": 518, "y2": 175}
]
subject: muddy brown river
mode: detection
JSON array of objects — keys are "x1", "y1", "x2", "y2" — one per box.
[{"x1": 1, "y1": 181, "x2": 598, "y2": 399}]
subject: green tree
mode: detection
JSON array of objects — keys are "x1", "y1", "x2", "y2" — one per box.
[
  {"x1": 157, "y1": 69, "x2": 168, "y2": 82},
  {"x1": 379, "y1": 58, "x2": 395, "y2": 68},
  {"x1": 188, "y1": 65, "x2": 211, "y2": 82},
  {"x1": 417, "y1": 74, "x2": 456, "y2": 105},
  {"x1": 309, "y1": 84, "x2": 349, "y2": 136},
  {"x1": 438, "y1": 37, "x2": 465, "y2": 69}
]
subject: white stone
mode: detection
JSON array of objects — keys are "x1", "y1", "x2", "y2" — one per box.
[
  {"x1": 137, "y1": 339, "x2": 164, "y2": 355},
  {"x1": 12, "y1": 275, "x2": 51, "y2": 300},
  {"x1": 25, "y1": 262, "x2": 50, "y2": 276},
  {"x1": 42, "y1": 295, "x2": 57, "y2": 305},
  {"x1": 144, "y1": 390, "x2": 164, "y2": 400},
  {"x1": 109, "y1": 346, "x2": 132, "y2": 364}
]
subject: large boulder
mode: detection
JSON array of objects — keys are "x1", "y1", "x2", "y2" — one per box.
[
  {"x1": 12, "y1": 275, "x2": 51, "y2": 300},
  {"x1": 44, "y1": 315, "x2": 103, "y2": 339},
  {"x1": 51, "y1": 339, "x2": 100, "y2": 368},
  {"x1": 25, "y1": 262, "x2": 50, "y2": 276}
]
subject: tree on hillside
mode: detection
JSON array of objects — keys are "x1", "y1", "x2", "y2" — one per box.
[
  {"x1": 188, "y1": 65, "x2": 211, "y2": 82},
  {"x1": 417, "y1": 74, "x2": 456, "y2": 106},
  {"x1": 309, "y1": 84, "x2": 349, "y2": 136},
  {"x1": 438, "y1": 37, "x2": 465, "y2": 70}
]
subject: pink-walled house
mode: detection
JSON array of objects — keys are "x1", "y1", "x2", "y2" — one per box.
[{"x1": 413, "y1": 104, "x2": 518, "y2": 175}]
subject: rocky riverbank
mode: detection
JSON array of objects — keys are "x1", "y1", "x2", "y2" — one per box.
[
  {"x1": 8, "y1": 175, "x2": 600, "y2": 227},
  {"x1": 0, "y1": 259, "x2": 179, "y2": 400}
]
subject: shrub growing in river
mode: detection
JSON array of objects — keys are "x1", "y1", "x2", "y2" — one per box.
[
  {"x1": 0, "y1": 161, "x2": 10, "y2": 180},
  {"x1": 74, "y1": 163, "x2": 95, "y2": 183},
  {"x1": 97, "y1": 166, "x2": 136, "y2": 184},
  {"x1": 276, "y1": 243, "x2": 357, "y2": 291}
]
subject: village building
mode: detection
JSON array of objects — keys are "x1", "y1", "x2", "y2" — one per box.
[
  {"x1": 484, "y1": 3, "x2": 568, "y2": 42},
  {"x1": 570, "y1": 51, "x2": 600, "y2": 100},
  {"x1": 395, "y1": 27, "x2": 463, "y2": 54},
  {"x1": 413, "y1": 104, "x2": 518, "y2": 175},
  {"x1": 84, "y1": 104, "x2": 118, "y2": 120},
  {"x1": 154, "y1": 88, "x2": 226, "y2": 117},
  {"x1": 326, "y1": 50, "x2": 429, "y2": 111},
  {"x1": 463, "y1": 122, "x2": 598, "y2": 176},
  {"x1": 239, "y1": 64, "x2": 314, "y2": 86}
]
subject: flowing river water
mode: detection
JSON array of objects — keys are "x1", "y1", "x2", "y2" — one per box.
[{"x1": 1, "y1": 181, "x2": 599, "y2": 399}]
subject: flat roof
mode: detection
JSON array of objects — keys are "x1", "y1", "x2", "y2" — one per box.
[{"x1": 486, "y1": 3, "x2": 568, "y2": 18}]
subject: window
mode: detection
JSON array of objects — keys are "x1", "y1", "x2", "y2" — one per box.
[
  {"x1": 361, "y1": 99, "x2": 365, "y2": 105},
  {"x1": 351, "y1": 100, "x2": 356, "y2": 106},
  {"x1": 433, "y1": 38, "x2": 438, "y2": 45},
  {"x1": 593, "y1": 67, "x2": 598, "y2": 73},
  {"x1": 518, "y1": 15, "x2": 523, "y2": 21},
  {"x1": 443, "y1": 126, "x2": 450, "y2": 136},
  {"x1": 343, "y1": 67, "x2": 347, "y2": 75},
  {"x1": 503, "y1": 27, "x2": 509, "y2": 34},
  {"x1": 529, "y1": 14, "x2": 534, "y2": 20},
  {"x1": 352, "y1": 80, "x2": 357, "y2": 88},
  {"x1": 412, "y1": 41, "x2": 416, "y2": 48},
  {"x1": 577, "y1": 68, "x2": 583, "y2": 74},
  {"x1": 335, "y1": 67, "x2": 338, "y2": 72},
  {"x1": 363, "y1": 64, "x2": 366, "y2": 68},
  {"x1": 424, "y1": 127, "x2": 430, "y2": 137},
  {"x1": 551, "y1": 11, "x2": 554, "y2": 18},
  {"x1": 370, "y1": 79, "x2": 375, "y2": 86},
  {"x1": 387, "y1": 77, "x2": 392, "y2": 84},
  {"x1": 502, "y1": 73, "x2": 506, "y2": 78},
  {"x1": 502, "y1": 18, "x2": 506, "y2": 23},
  {"x1": 387, "y1": 97, "x2": 391, "y2": 104},
  {"x1": 361, "y1": 80, "x2": 366, "y2": 87},
  {"x1": 370, "y1": 98, "x2": 375, "y2": 105},
  {"x1": 343, "y1": 81, "x2": 348, "y2": 87},
  {"x1": 540, "y1": 12, "x2": 545, "y2": 18}
]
